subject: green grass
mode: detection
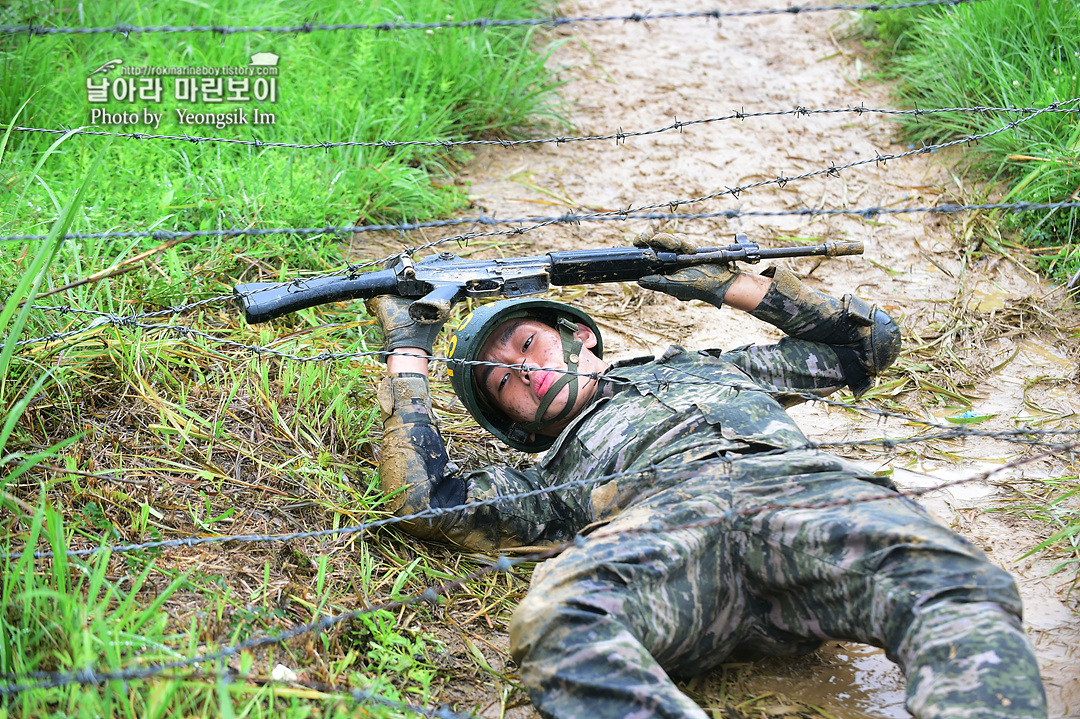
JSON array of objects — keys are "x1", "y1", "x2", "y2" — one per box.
[
  {"x1": 1, "y1": 501, "x2": 446, "y2": 718},
  {"x1": 859, "y1": 0, "x2": 1080, "y2": 585},
  {"x1": 0, "y1": 0, "x2": 560, "y2": 715},
  {"x1": 1012, "y1": 476, "x2": 1080, "y2": 577},
  {"x1": 861, "y1": 0, "x2": 1080, "y2": 281},
  {"x1": 0, "y1": 0, "x2": 566, "y2": 309},
  {"x1": 1, "y1": 0, "x2": 564, "y2": 224}
]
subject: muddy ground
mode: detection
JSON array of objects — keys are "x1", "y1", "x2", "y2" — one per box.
[{"x1": 358, "y1": 0, "x2": 1080, "y2": 716}]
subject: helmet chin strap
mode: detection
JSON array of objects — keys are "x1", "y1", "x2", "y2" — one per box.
[{"x1": 516, "y1": 317, "x2": 584, "y2": 435}]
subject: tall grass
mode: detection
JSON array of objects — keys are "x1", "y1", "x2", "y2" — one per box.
[
  {"x1": 0, "y1": 0, "x2": 565, "y2": 305},
  {"x1": 863, "y1": 0, "x2": 1080, "y2": 281},
  {"x1": 1, "y1": 0, "x2": 559, "y2": 714}
]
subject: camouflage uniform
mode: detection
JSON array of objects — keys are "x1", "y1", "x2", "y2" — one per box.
[{"x1": 376, "y1": 328, "x2": 1046, "y2": 719}]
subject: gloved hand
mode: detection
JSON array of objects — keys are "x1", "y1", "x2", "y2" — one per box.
[
  {"x1": 365, "y1": 295, "x2": 447, "y2": 358},
  {"x1": 634, "y1": 232, "x2": 741, "y2": 309},
  {"x1": 633, "y1": 231, "x2": 699, "y2": 255}
]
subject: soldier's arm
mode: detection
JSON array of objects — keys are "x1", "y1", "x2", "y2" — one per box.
[
  {"x1": 634, "y1": 234, "x2": 899, "y2": 397},
  {"x1": 713, "y1": 339, "x2": 853, "y2": 402},
  {"x1": 717, "y1": 268, "x2": 900, "y2": 398},
  {"x1": 743, "y1": 267, "x2": 901, "y2": 396},
  {"x1": 378, "y1": 362, "x2": 587, "y2": 551}
]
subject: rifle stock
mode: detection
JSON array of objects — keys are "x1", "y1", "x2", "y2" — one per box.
[{"x1": 236, "y1": 270, "x2": 399, "y2": 325}]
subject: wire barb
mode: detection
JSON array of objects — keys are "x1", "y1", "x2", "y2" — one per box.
[
  {"x1": 7, "y1": 96, "x2": 1077, "y2": 248},
  {"x1": 11, "y1": 100, "x2": 1078, "y2": 154}
]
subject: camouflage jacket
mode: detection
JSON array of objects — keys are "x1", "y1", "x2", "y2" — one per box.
[{"x1": 377, "y1": 337, "x2": 859, "y2": 552}]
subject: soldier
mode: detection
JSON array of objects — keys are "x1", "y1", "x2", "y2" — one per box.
[{"x1": 367, "y1": 233, "x2": 1046, "y2": 719}]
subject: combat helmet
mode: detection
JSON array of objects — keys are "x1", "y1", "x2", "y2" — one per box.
[{"x1": 447, "y1": 298, "x2": 603, "y2": 453}]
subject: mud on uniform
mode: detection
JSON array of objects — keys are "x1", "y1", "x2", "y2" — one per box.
[{"x1": 377, "y1": 336, "x2": 1046, "y2": 719}]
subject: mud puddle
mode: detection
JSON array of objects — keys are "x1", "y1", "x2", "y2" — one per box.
[
  {"x1": 400, "y1": 0, "x2": 1080, "y2": 715},
  {"x1": 737, "y1": 643, "x2": 908, "y2": 719}
]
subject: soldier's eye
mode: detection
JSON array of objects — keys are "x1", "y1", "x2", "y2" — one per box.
[
  {"x1": 523, "y1": 336, "x2": 533, "y2": 351},
  {"x1": 498, "y1": 373, "x2": 509, "y2": 391}
]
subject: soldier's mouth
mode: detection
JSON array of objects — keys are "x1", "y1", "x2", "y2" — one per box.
[{"x1": 534, "y1": 370, "x2": 554, "y2": 400}]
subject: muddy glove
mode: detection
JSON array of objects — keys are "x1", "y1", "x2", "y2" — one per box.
[
  {"x1": 634, "y1": 232, "x2": 741, "y2": 309},
  {"x1": 365, "y1": 295, "x2": 447, "y2": 359}
]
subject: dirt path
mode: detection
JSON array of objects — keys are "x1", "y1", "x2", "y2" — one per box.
[{"x1": 411, "y1": 0, "x2": 1080, "y2": 715}]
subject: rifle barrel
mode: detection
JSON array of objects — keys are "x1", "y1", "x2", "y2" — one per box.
[
  {"x1": 686, "y1": 240, "x2": 863, "y2": 265},
  {"x1": 757, "y1": 241, "x2": 863, "y2": 259}
]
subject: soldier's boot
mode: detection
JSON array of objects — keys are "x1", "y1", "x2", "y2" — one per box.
[
  {"x1": 897, "y1": 599, "x2": 1047, "y2": 719},
  {"x1": 749, "y1": 266, "x2": 901, "y2": 395}
]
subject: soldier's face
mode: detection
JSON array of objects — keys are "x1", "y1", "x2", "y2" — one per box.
[{"x1": 478, "y1": 318, "x2": 607, "y2": 436}]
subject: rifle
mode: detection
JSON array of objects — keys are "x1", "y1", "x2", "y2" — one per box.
[{"x1": 234, "y1": 234, "x2": 862, "y2": 325}]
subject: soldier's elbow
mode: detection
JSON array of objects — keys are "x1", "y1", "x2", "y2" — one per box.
[{"x1": 865, "y1": 307, "x2": 902, "y2": 375}]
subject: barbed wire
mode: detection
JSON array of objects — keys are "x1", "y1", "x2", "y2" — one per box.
[
  {"x1": 0, "y1": 315, "x2": 1046, "y2": 425},
  {"x1": 1, "y1": 435, "x2": 1073, "y2": 699},
  {"x1": 588, "y1": 439, "x2": 1079, "y2": 541},
  {"x1": 8, "y1": 424, "x2": 1075, "y2": 562},
  {"x1": 0, "y1": 539, "x2": 555, "y2": 696},
  {"x1": 9, "y1": 189, "x2": 1080, "y2": 348},
  {"x1": 4, "y1": 95, "x2": 1075, "y2": 248},
  {"x1": 0, "y1": 0, "x2": 990, "y2": 38},
  {"x1": 12, "y1": 101, "x2": 1076, "y2": 152},
  {"x1": 7, "y1": 197, "x2": 1080, "y2": 253},
  {"x1": 7, "y1": 316, "x2": 1078, "y2": 464},
  {"x1": 8, "y1": 314, "x2": 1076, "y2": 452},
  {"x1": 10, "y1": 179, "x2": 1078, "y2": 347},
  {"x1": 7, "y1": 337, "x2": 1076, "y2": 560},
  {"x1": 0, "y1": 664, "x2": 476, "y2": 719},
  {"x1": 5, "y1": 460, "x2": 680, "y2": 561}
]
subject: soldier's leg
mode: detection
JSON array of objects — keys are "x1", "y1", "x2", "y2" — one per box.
[
  {"x1": 729, "y1": 454, "x2": 1046, "y2": 719},
  {"x1": 509, "y1": 487, "x2": 751, "y2": 719}
]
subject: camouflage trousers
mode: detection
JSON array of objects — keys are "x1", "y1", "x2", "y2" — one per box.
[{"x1": 509, "y1": 452, "x2": 1046, "y2": 719}]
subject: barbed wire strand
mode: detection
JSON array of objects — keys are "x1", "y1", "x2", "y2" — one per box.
[
  {"x1": 7, "y1": 342, "x2": 1077, "y2": 560},
  {"x1": 12, "y1": 101, "x2": 1077, "y2": 152},
  {"x1": 8, "y1": 424, "x2": 1075, "y2": 561},
  {"x1": 1, "y1": 435, "x2": 1073, "y2": 698},
  {"x1": 8, "y1": 197, "x2": 1080, "y2": 252},
  {"x1": 11, "y1": 191, "x2": 1080, "y2": 346},
  {"x1": 11, "y1": 337, "x2": 1075, "y2": 447},
  {"x1": 0, "y1": 0, "x2": 991, "y2": 38},
  {"x1": 11, "y1": 183, "x2": 1080, "y2": 348},
  {"x1": 9, "y1": 189, "x2": 1080, "y2": 353},
  {"x1": 4, "y1": 95, "x2": 1076, "y2": 250}
]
